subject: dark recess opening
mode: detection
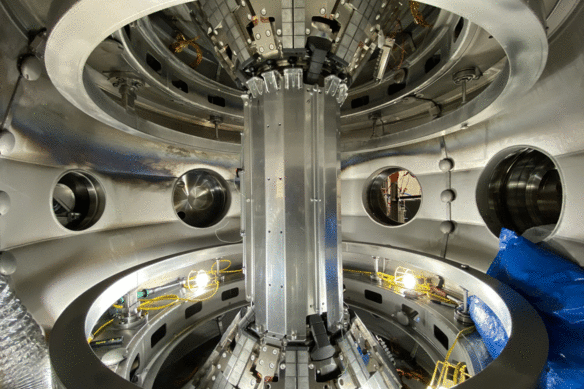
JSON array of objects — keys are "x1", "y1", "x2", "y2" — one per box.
[
  {"x1": 364, "y1": 289, "x2": 383, "y2": 304},
  {"x1": 146, "y1": 53, "x2": 162, "y2": 74},
  {"x1": 424, "y1": 54, "x2": 441, "y2": 74},
  {"x1": 453, "y1": 18, "x2": 464, "y2": 42},
  {"x1": 185, "y1": 302, "x2": 203, "y2": 319},
  {"x1": 208, "y1": 95, "x2": 226, "y2": 107},
  {"x1": 434, "y1": 325, "x2": 449, "y2": 349},
  {"x1": 351, "y1": 95, "x2": 370, "y2": 109},
  {"x1": 221, "y1": 287, "x2": 239, "y2": 301},
  {"x1": 151, "y1": 324, "x2": 167, "y2": 348},
  {"x1": 172, "y1": 79, "x2": 189, "y2": 93},
  {"x1": 129, "y1": 354, "x2": 140, "y2": 383},
  {"x1": 387, "y1": 82, "x2": 406, "y2": 95}
]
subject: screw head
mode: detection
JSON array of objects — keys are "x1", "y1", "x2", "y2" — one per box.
[
  {"x1": 439, "y1": 158, "x2": 454, "y2": 172},
  {"x1": 440, "y1": 189, "x2": 456, "y2": 203},
  {"x1": 320, "y1": 8, "x2": 326, "y2": 14},
  {"x1": 261, "y1": 8, "x2": 267, "y2": 15}
]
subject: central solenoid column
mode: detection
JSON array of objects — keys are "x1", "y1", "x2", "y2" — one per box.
[{"x1": 241, "y1": 69, "x2": 348, "y2": 340}]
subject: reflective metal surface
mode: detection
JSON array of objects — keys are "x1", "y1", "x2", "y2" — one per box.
[
  {"x1": 477, "y1": 148, "x2": 562, "y2": 237},
  {"x1": 49, "y1": 244, "x2": 548, "y2": 389},
  {"x1": 1, "y1": 0, "x2": 583, "y2": 387},
  {"x1": 173, "y1": 169, "x2": 230, "y2": 228}
]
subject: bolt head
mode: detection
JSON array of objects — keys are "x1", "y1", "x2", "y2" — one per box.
[
  {"x1": 280, "y1": 363, "x2": 286, "y2": 370},
  {"x1": 440, "y1": 189, "x2": 456, "y2": 203},
  {"x1": 320, "y1": 8, "x2": 326, "y2": 14},
  {"x1": 439, "y1": 158, "x2": 454, "y2": 172},
  {"x1": 439, "y1": 220, "x2": 456, "y2": 234}
]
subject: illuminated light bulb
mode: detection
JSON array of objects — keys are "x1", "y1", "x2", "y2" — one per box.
[
  {"x1": 195, "y1": 270, "x2": 210, "y2": 289},
  {"x1": 403, "y1": 273, "x2": 417, "y2": 290}
]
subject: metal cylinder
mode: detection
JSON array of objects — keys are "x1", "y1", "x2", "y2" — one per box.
[{"x1": 242, "y1": 70, "x2": 344, "y2": 339}]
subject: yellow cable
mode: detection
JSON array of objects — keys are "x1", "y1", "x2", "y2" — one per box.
[
  {"x1": 87, "y1": 318, "x2": 114, "y2": 343},
  {"x1": 445, "y1": 326, "x2": 476, "y2": 362}
]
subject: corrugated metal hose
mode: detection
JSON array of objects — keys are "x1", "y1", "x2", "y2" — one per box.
[{"x1": 0, "y1": 274, "x2": 53, "y2": 388}]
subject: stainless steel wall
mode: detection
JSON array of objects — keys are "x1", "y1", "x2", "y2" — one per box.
[{"x1": 0, "y1": 1, "x2": 583, "y2": 331}]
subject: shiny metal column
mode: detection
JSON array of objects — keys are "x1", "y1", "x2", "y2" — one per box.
[{"x1": 242, "y1": 71, "x2": 343, "y2": 339}]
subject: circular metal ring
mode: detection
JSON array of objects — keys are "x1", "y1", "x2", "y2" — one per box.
[
  {"x1": 45, "y1": 0, "x2": 240, "y2": 152},
  {"x1": 341, "y1": 0, "x2": 548, "y2": 152},
  {"x1": 50, "y1": 243, "x2": 548, "y2": 389}
]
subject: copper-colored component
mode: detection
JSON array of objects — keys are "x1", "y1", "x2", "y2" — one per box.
[
  {"x1": 170, "y1": 32, "x2": 203, "y2": 69},
  {"x1": 409, "y1": 1, "x2": 432, "y2": 27}
]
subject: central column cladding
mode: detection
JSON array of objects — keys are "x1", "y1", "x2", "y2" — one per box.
[{"x1": 241, "y1": 69, "x2": 344, "y2": 340}]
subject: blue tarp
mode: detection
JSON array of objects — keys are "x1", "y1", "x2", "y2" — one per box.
[
  {"x1": 468, "y1": 295, "x2": 507, "y2": 360},
  {"x1": 487, "y1": 228, "x2": 584, "y2": 389}
]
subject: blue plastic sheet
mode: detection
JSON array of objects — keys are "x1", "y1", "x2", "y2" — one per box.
[
  {"x1": 487, "y1": 228, "x2": 584, "y2": 389},
  {"x1": 468, "y1": 295, "x2": 508, "y2": 360}
]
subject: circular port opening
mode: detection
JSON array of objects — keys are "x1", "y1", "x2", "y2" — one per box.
[
  {"x1": 476, "y1": 148, "x2": 563, "y2": 238},
  {"x1": 173, "y1": 169, "x2": 230, "y2": 228},
  {"x1": 52, "y1": 171, "x2": 106, "y2": 231},
  {"x1": 364, "y1": 168, "x2": 422, "y2": 226}
]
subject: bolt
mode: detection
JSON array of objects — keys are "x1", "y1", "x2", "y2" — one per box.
[
  {"x1": 247, "y1": 13, "x2": 252, "y2": 20},
  {"x1": 272, "y1": 349, "x2": 278, "y2": 355},
  {"x1": 247, "y1": 38, "x2": 252, "y2": 44},
  {"x1": 440, "y1": 189, "x2": 456, "y2": 203},
  {"x1": 320, "y1": 7, "x2": 326, "y2": 14},
  {"x1": 269, "y1": 43, "x2": 275, "y2": 50},
  {"x1": 375, "y1": 14, "x2": 380, "y2": 20},
  {"x1": 261, "y1": 8, "x2": 267, "y2": 15},
  {"x1": 280, "y1": 363, "x2": 286, "y2": 370},
  {"x1": 270, "y1": 363, "x2": 275, "y2": 368},
  {"x1": 222, "y1": 352, "x2": 227, "y2": 358},
  {"x1": 255, "y1": 33, "x2": 261, "y2": 40},
  {"x1": 276, "y1": 29, "x2": 282, "y2": 36},
  {"x1": 260, "y1": 360, "x2": 264, "y2": 365},
  {"x1": 263, "y1": 346, "x2": 268, "y2": 352},
  {"x1": 306, "y1": 28, "x2": 311, "y2": 35},
  {"x1": 266, "y1": 30, "x2": 271, "y2": 37},
  {"x1": 439, "y1": 220, "x2": 456, "y2": 234},
  {"x1": 439, "y1": 158, "x2": 454, "y2": 172},
  {"x1": 461, "y1": 287, "x2": 469, "y2": 313},
  {"x1": 308, "y1": 363, "x2": 314, "y2": 369},
  {"x1": 241, "y1": 0, "x2": 246, "y2": 5},
  {"x1": 212, "y1": 376, "x2": 216, "y2": 381}
]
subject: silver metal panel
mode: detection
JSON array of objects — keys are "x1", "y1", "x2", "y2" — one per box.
[{"x1": 244, "y1": 78, "x2": 343, "y2": 338}]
